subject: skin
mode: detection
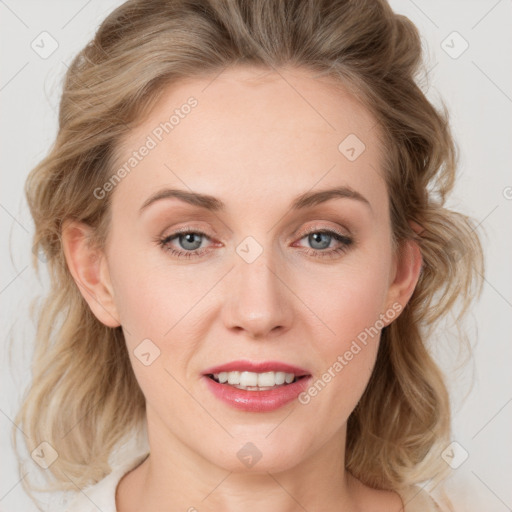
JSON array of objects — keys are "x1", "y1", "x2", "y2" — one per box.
[{"x1": 63, "y1": 66, "x2": 422, "y2": 512}]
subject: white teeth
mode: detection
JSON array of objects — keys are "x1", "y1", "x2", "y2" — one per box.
[
  {"x1": 227, "y1": 371, "x2": 240, "y2": 385},
  {"x1": 257, "y1": 372, "x2": 275, "y2": 387},
  {"x1": 240, "y1": 371, "x2": 258, "y2": 387},
  {"x1": 211, "y1": 370, "x2": 299, "y2": 389},
  {"x1": 285, "y1": 373, "x2": 294, "y2": 384},
  {"x1": 274, "y1": 372, "x2": 286, "y2": 385}
]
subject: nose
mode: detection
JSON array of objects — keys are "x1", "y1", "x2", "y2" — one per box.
[{"x1": 221, "y1": 249, "x2": 293, "y2": 339}]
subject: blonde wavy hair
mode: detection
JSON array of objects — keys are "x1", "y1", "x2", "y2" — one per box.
[{"x1": 13, "y1": 0, "x2": 484, "y2": 508}]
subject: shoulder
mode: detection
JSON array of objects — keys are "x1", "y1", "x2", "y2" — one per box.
[
  {"x1": 399, "y1": 485, "x2": 442, "y2": 512},
  {"x1": 62, "y1": 452, "x2": 149, "y2": 512}
]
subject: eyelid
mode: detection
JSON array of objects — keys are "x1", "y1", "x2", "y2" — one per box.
[
  {"x1": 160, "y1": 222, "x2": 353, "y2": 245},
  {"x1": 157, "y1": 226, "x2": 354, "y2": 262},
  {"x1": 293, "y1": 223, "x2": 352, "y2": 241},
  {"x1": 160, "y1": 223, "x2": 217, "y2": 240}
]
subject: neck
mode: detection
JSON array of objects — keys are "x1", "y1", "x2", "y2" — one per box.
[{"x1": 116, "y1": 410, "x2": 362, "y2": 512}]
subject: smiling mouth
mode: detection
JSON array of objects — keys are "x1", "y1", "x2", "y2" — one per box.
[{"x1": 206, "y1": 370, "x2": 309, "y2": 391}]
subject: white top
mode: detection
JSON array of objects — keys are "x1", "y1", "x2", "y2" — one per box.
[
  {"x1": 58, "y1": 424, "x2": 442, "y2": 511},
  {"x1": 63, "y1": 451, "x2": 150, "y2": 512},
  {"x1": 62, "y1": 449, "x2": 442, "y2": 512}
]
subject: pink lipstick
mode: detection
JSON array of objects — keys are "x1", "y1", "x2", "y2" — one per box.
[{"x1": 202, "y1": 360, "x2": 312, "y2": 412}]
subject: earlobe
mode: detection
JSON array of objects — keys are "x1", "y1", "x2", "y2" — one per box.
[
  {"x1": 384, "y1": 238, "x2": 423, "y2": 320},
  {"x1": 61, "y1": 220, "x2": 121, "y2": 328}
]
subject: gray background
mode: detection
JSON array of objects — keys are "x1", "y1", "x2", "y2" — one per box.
[{"x1": 1, "y1": 0, "x2": 511, "y2": 510}]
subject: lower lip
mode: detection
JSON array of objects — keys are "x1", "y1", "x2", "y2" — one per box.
[{"x1": 203, "y1": 375, "x2": 311, "y2": 412}]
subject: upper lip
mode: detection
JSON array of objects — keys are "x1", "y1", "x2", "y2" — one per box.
[{"x1": 202, "y1": 360, "x2": 310, "y2": 377}]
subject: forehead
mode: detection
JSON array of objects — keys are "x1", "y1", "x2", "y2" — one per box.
[{"x1": 111, "y1": 66, "x2": 386, "y2": 214}]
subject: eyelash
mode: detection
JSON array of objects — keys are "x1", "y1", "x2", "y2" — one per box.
[{"x1": 155, "y1": 228, "x2": 353, "y2": 260}]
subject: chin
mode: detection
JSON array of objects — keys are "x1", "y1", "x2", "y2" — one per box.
[{"x1": 208, "y1": 434, "x2": 312, "y2": 474}]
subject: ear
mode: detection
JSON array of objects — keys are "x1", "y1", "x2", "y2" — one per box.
[
  {"x1": 61, "y1": 220, "x2": 121, "y2": 328},
  {"x1": 384, "y1": 230, "x2": 423, "y2": 321}
]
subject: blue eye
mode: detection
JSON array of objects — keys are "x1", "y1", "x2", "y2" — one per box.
[
  {"x1": 156, "y1": 229, "x2": 353, "y2": 260},
  {"x1": 175, "y1": 232, "x2": 204, "y2": 251},
  {"x1": 296, "y1": 230, "x2": 353, "y2": 259},
  {"x1": 308, "y1": 232, "x2": 335, "y2": 250},
  {"x1": 157, "y1": 231, "x2": 210, "y2": 259}
]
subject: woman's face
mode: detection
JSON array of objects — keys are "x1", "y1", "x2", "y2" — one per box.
[{"x1": 93, "y1": 66, "x2": 414, "y2": 473}]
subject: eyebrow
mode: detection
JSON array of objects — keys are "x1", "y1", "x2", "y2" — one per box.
[{"x1": 139, "y1": 185, "x2": 372, "y2": 215}]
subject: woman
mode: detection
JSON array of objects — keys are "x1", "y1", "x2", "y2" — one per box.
[{"x1": 13, "y1": 0, "x2": 484, "y2": 510}]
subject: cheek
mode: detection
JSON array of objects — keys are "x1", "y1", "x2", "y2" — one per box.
[
  {"x1": 297, "y1": 255, "x2": 392, "y2": 344},
  {"x1": 108, "y1": 241, "x2": 204, "y2": 334},
  {"x1": 107, "y1": 247, "x2": 217, "y2": 382},
  {"x1": 293, "y1": 252, "x2": 391, "y2": 416},
  {"x1": 109, "y1": 227, "x2": 393, "y2": 353},
  {"x1": 109, "y1": 256, "x2": 202, "y2": 416}
]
